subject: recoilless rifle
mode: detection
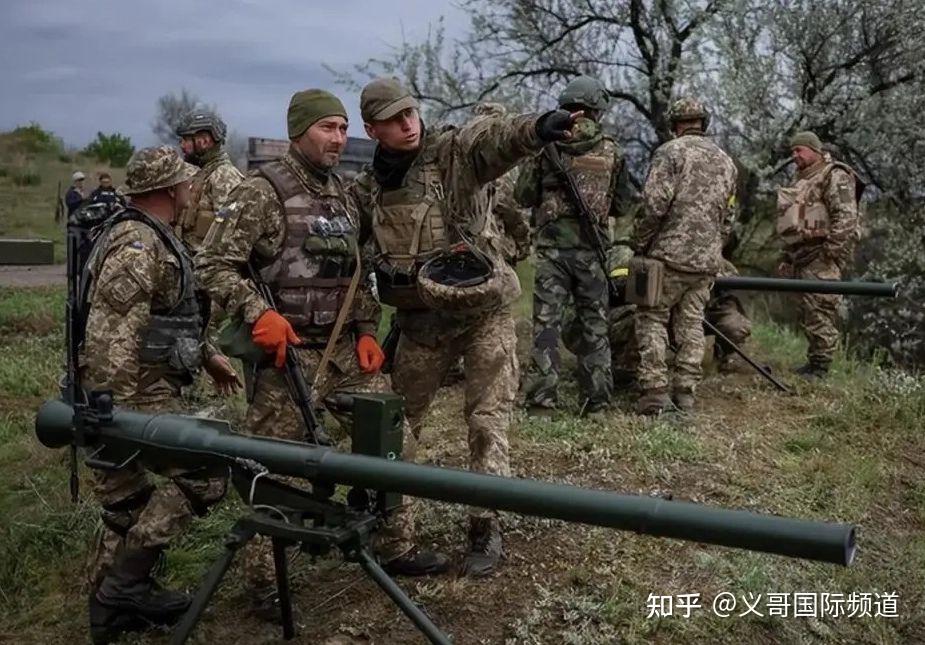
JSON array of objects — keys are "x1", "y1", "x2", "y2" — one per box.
[{"x1": 36, "y1": 390, "x2": 856, "y2": 644}]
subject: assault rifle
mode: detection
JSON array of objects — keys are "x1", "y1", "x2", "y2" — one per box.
[
  {"x1": 247, "y1": 264, "x2": 331, "y2": 446},
  {"x1": 543, "y1": 145, "x2": 624, "y2": 305},
  {"x1": 37, "y1": 393, "x2": 856, "y2": 644}
]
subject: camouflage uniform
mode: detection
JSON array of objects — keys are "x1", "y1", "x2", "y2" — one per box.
[
  {"x1": 195, "y1": 143, "x2": 416, "y2": 587},
  {"x1": 707, "y1": 259, "x2": 752, "y2": 369},
  {"x1": 351, "y1": 108, "x2": 546, "y2": 512},
  {"x1": 777, "y1": 141, "x2": 861, "y2": 372},
  {"x1": 81, "y1": 147, "x2": 224, "y2": 587},
  {"x1": 177, "y1": 146, "x2": 244, "y2": 252},
  {"x1": 515, "y1": 118, "x2": 629, "y2": 411},
  {"x1": 633, "y1": 102, "x2": 737, "y2": 399}
]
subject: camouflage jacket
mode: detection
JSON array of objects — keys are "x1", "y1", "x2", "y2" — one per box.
[
  {"x1": 779, "y1": 159, "x2": 860, "y2": 267},
  {"x1": 491, "y1": 170, "x2": 532, "y2": 262},
  {"x1": 635, "y1": 131, "x2": 737, "y2": 274},
  {"x1": 351, "y1": 114, "x2": 544, "y2": 261},
  {"x1": 178, "y1": 147, "x2": 244, "y2": 252},
  {"x1": 194, "y1": 147, "x2": 379, "y2": 338},
  {"x1": 82, "y1": 212, "x2": 209, "y2": 406},
  {"x1": 514, "y1": 129, "x2": 631, "y2": 250}
]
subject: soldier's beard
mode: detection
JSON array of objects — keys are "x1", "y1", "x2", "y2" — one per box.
[{"x1": 184, "y1": 150, "x2": 203, "y2": 167}]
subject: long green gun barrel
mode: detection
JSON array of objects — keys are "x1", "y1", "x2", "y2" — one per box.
[
  {"x1": 714, "y1": 276, "x2": 898, "y2": 298},
  {"x1": 36, "y1": 399, "x2": 856, "y2": 566}
]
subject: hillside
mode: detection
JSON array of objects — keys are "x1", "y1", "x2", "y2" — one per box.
[{"x1": 0, "y1": 125, "x2": 124, "y2": 262}]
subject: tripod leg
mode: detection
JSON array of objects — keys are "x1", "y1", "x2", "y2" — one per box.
[
  {"x1": 355, "y1": 548, "x2": 451, "y2": 645},
  {"x1": 272, "y1": 537, "x2": 295, "y2": 639},
  {"x1": 171, "y1": 522, "x2": 255, "y2": 645}
]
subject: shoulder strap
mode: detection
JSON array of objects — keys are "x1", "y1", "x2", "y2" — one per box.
[{"x1": 257, "y1": 159, "x2": 304, "y2": 204}]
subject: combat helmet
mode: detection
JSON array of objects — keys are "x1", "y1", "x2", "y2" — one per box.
[
  {"x1": 558, "y1": 76, "x2": 610, "y2": 111},
  {"x1": 176, "y1": 110, "x2": 227, "y2": 143},
  {"x1": 667, "y1": 97, "x2": 711, "y2": 130},
  {"x1": 417, "y1": 243, "x2": 521, "y2": 313}
]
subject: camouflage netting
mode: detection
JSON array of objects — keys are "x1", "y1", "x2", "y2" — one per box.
[{"x1": 847, "y1": 205, "x2": 925, "y2": 368}]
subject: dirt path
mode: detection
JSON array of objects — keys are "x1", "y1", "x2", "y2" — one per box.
[{"x1": 0, "y1": 264, "x2": 65, "y2": 287}]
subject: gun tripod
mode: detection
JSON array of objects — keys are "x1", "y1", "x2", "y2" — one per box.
[{"x1": 170, "y1": 469, "x2": 450, "y2": 645}]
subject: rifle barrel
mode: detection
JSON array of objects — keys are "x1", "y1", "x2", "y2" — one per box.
[
  {"x1": 714, "y1": 276, "x2": 898, "y2": 298},
  {"x1": 36, "y1": 399, "x2": 856, "y2": 566}
]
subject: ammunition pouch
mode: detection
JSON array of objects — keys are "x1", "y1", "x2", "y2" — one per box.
[
  {"x1": 138, "y1": 315, "x2": 203, "y2": 385},
  {"x1": 626, "y1": 257, "x2": 664, "y2": 306}
]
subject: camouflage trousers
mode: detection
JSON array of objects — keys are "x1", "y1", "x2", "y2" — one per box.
[
  {"x1": 525, "y1": 247, "x2": 612, "y2": 408},
  {"x1": 243, "y1": 334, "x2": 416, "y2": 588},
  {"x1": 635, "y1": 267, "x2": 713, "y2": 391},
  {"x1": 392, "y1": 306, "x2": 515, "y2": 518},
  {"x1": 795, "y1": 255, "x2": 842, "y2": 369},
  {"x1": 705, "y1": 293, "x2": 752, "y2": 365},
  {"x1": 87, "y1": 397, "x2": 227, "y2": 589}
]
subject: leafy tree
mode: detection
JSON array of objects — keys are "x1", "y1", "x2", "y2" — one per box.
[
  {"x1": 83, "y1": 132, "x2": 135, "y2": 167},
  {"x1": 151, "y1": 89, "x2": 214, "y2": 144}
]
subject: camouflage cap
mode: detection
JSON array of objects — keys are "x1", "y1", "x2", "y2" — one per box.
[
  {"x1": 667, "y1": 97, "x2": 711, "y2": 129},
  {"x1": 789, "y1": 131, "x2": 823, "y2": 153},
  {"x1": 120, "y1": 145, "x2": 198, "y2": 195},
  {"x1": 472, "y1": 102, "x2": 507, "y2": 117},
  {"x1": 360, "y1": 77, "x2": 419, "y2": 122}
]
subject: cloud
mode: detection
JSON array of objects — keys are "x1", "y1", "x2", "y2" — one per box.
[{"x1": 0, "y1": 0, "x2": 464, "y2": 148}]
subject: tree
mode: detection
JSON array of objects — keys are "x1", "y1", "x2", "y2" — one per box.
[
  {"x1": 83, "y1": 132, "x2": 135, "y2": 167},
  {"x1": 151, "y1": 89, "x2": 214, "y2": 144}
]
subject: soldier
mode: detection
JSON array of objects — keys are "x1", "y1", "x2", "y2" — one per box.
[
  {"x1": 514, "y1": 75, "x2": 630, "y2": 417},
  {"x1": 175, "y1": 110, "x2": 244, "y2": 252},
  {"x1": 776, "y1": 131, "x2": 862, "y2": 379},
  {"x1": 195, "y1": 89, "x2": 449, "y2": 602},
  {"x1": 633, "y1": 98, "x2": 737, "y2": 414},
  {"x1": 80, "y1": 146, "x2": 240, "y2": 642},
  {"x1": 351, "y1": 77, "x2": 578, "y2": 576}
]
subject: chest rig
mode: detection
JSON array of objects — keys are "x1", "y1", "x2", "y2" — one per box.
[
  {"x1": 536, "y1": 137, "x2": 619, "y2": 230},
  {"x1": 776, "y1": 161, "x2": 856, "y2": 247},
  {"x1": 257, "y1": 157, "x2": 359, "y2": 332},
  {"x1": 370, "y1": 147, "x2": 449, "y2": 310},
  {"x1": 83, "y1": 208, "x2": 207, "y2": 384}
]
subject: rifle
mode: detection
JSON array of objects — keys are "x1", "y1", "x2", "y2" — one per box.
[
  {"x1": 543, "y1": 145, "x2": 623, "y2": 305},
  {"x1": 36, "y1": 393, "x2": 856, "y2": 644},
  {"x1": 380, "y1": 315, "x2": 401, "y2": 374},
  {"x1": 55, "y1": 180, "x2": 64, "y2": 223},
  {"x1": 247, "y1": 264, "x2": 331, "y2": 446}
]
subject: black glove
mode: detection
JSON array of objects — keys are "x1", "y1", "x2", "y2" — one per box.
[{"x1": 535, "y1": 109, "x2": 576, "y2": 143}]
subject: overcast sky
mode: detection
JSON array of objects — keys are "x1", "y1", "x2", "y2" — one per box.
[{"x1": 0, "y1": 0, "x2": 463, "y2": 148}]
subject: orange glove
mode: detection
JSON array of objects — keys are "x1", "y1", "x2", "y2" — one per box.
[
  {"x1": 252, "y1": 309, "x2": 300, "y2": 368},
  {"x1": 356, "y1": 333, "x2": 385, "y2": 374}
]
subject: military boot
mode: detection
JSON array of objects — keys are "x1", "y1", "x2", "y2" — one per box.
[
  {"x1": 794, "y1": 363, "x2": 829, "y2": 381},
  {"x1": 460, "y1": 517, "x2": 503, "y2": 577},
  {"x1": 383, "y1": 547, "x2": 451, "y2": 577},
  {"x1": 90, "y1": 547, "x2": 191, "y2": 644},
  {"x1": 635, "y1": 387, "x2": 671, "y2": 416},
  {"x1": 672, "y1": 387, "x2": 696, "y2": 413}
]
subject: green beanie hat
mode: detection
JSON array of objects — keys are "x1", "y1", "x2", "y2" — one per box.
[
  {"x1": 789, "y1": 131, "x2": 823, "y2": 154},
  {"x1": 287, "y1": 89, "x2": 348, "y2": 139}
]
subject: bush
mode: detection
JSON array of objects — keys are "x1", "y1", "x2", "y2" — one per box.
[
  {"x1": 11, "y1": 169, "x2": 41, "y2": 186},
  {"x1": 57, "y1": 153, "x2": 72, "y2": 164},
  {"x1": 0, "y1": 167, "x2": 8, "y2": 178},
  {"x1": 10, "y1": 123, "x2": 64, "y2": 155},
  {"x1": 83, "y1": 132, "x2": 134, "y2": 167}
]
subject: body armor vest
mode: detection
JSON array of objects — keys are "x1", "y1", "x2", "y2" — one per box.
[
  {"x1": 777, "y1": 161, "x2": 857, "y2": 247},
  {"x1": 536, "y1": 137, "x2": 619, "y2": 230},
  {"x1": 257, "y1": 157, "x2": 358, "y2": 332},
  {"x1": 370, "y1": 147, "x2": 449, "y2": 309},
  {"x1": 82, "y1": 208, "x2": 206, "y2": 385}
]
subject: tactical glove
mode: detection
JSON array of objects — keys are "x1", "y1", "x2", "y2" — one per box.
[
  {"x1": 252, "y1": 309, "x2": 301, "y2": 368},
  {"x1": 356, "y1": 333, "x2": 386, "y2": 374},
  {"x1": 536, "y1": 109, "x2": 580, "y2": 143}
]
